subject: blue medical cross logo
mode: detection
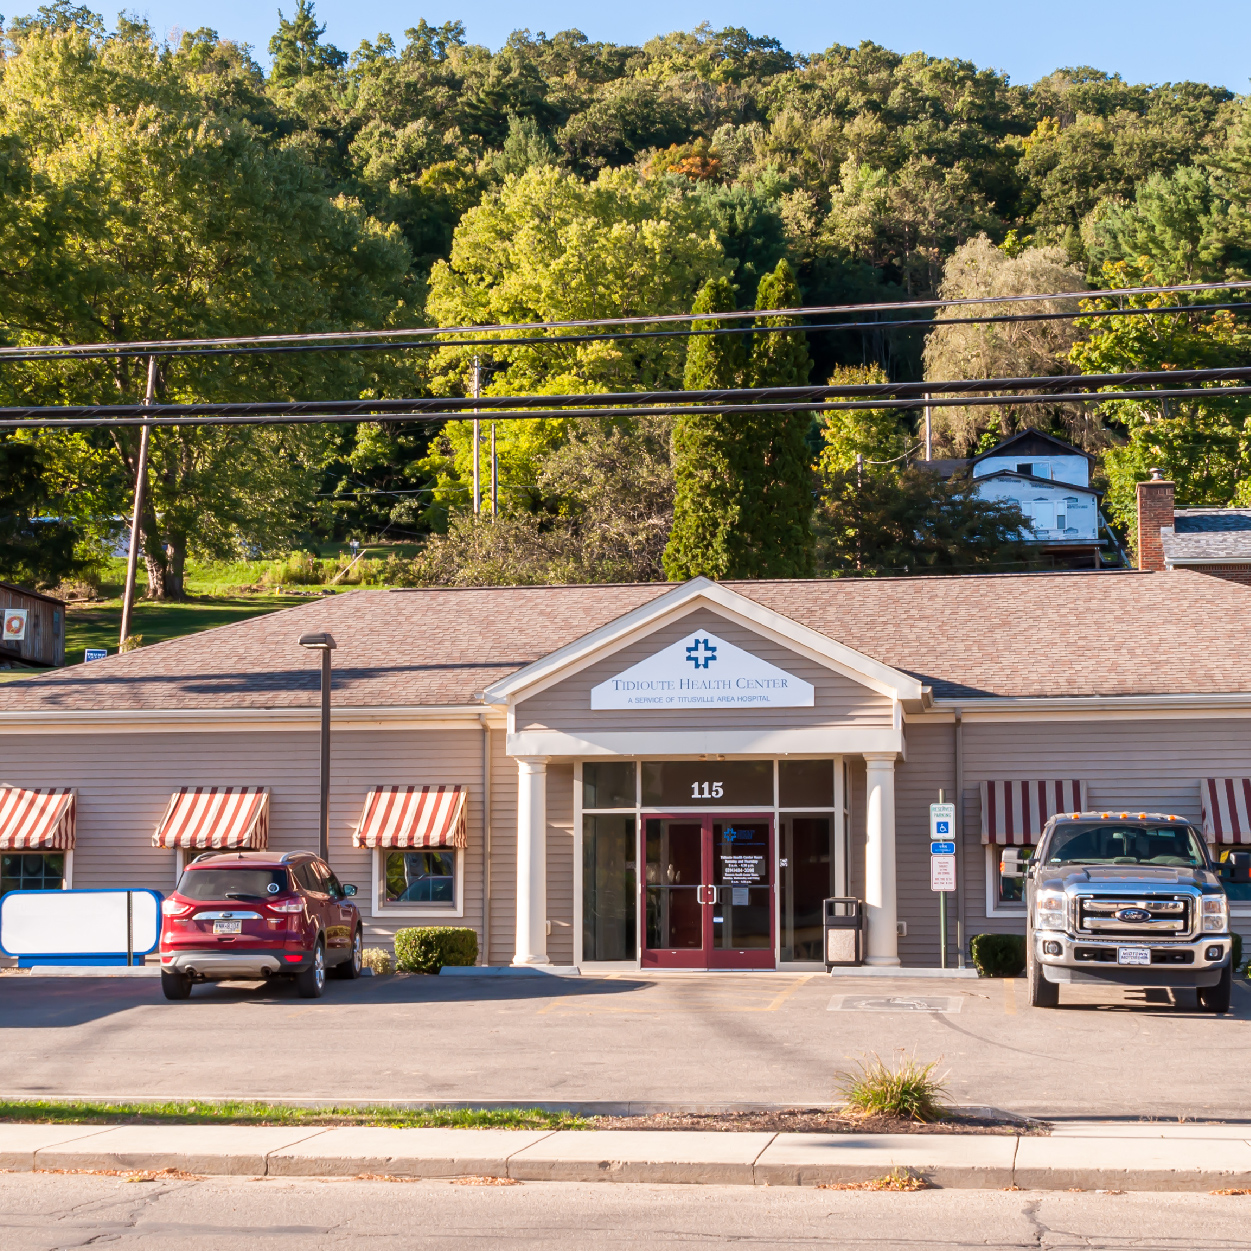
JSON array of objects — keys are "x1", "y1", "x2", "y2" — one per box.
[{"x1": 685, "y1": 637, "x2": 717, "y2": 669}]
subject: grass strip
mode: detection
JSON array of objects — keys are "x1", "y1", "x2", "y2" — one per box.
[{"x1": 0, "y1": 1099, "x2": 585, "y2": 1130}]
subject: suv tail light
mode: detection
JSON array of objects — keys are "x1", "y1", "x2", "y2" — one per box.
[
  {"x1": 161, "y1": 899, "x2": 192, "y2": 917},
  {"x1": 268, "y1": 898, "x2": 305, "y2": 914}
]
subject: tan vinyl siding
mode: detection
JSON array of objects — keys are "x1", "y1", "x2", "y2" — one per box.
[
  {"x1": 0, "y1": 728, "x2": 484, "y2": 954},
  {"x1": 959, "y1": 716, "x2": 1251, "y2": 949},
  {"x1": 515, "y1": 609, "x2": 893, "y2": 735},
  {"x1": 487, "y1": 727, "x2": 517, "y2": 966},
  {"x1": 895, "y1": 724, "x2": 956, "y2": 967}
]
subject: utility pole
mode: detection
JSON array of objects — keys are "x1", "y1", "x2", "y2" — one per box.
[
  {"x1": 471, "y1": 356, "x2": 481, "y2": 516},
  {"x1": 924, "y1": 393, "x2": 932, "y2": 461},
  {"x1": 298, "y1": 632, "x2": 337, "y2": 864},
  {"x1": 855, "y1": 452, "x2": 864, "y2": 573},
  {"x1": 490, "y1": 421, "x2": 498, "y2": 518},
  {"x1": 119, "y1": 356, "x2": 156, "y2": 649}
]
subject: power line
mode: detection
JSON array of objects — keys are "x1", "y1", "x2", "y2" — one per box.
[
  {"x1": 2, "y1": 384, "x2": 1248, "y2": 431},
  {"x1": 1, "y1": 278, "x2": 1249, "y2": 361},
  {"x1": 1, "y1": 363, "x2": 1249, "y2": 428},
  {"x1": 1, "y1": 298, "x2": 1247, "y2": 364}
]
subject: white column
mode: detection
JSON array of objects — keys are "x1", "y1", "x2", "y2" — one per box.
[
  {"x1": 513, "y1": 757, "x2": 550, "y2": 966},
  {"x1": 863, "y1": 752, "x2": 899, "y2": 966}
]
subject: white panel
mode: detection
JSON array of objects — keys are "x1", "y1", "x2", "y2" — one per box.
[
  {"x1": 0, "y1": 889, "x2": 160, "y2": 956},
  {"x1": 590, "y1": 629, "x2": 814, "y2": 710}
]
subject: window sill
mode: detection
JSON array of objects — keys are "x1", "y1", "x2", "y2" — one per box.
[{"x1": 373, "y1": 906, "x2": 463, "y2": 920}]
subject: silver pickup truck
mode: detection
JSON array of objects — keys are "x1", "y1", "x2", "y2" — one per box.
[{"x1": 1022, "y1": 812, "x2": 1243, "y2": 1012}]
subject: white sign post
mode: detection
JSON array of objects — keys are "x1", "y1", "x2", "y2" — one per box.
[{"x1": 929, "y1": 800, "x2": 957, "y2": 968}]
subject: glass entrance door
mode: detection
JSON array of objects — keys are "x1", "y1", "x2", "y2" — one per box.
[{"x1": 641, "y1": 816, "x2": 775, "y2": 969}]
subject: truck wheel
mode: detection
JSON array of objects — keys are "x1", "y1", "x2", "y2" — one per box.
[
  {"x1": 1197, "y1": 965, "x2": 1232, "y2": 1014},
  {"x1": 330, "y1": 928, "x2": 362, "y2": 980},
  {"x1": 296, "y1": 941, "x2": 326, "y2": 999},
  {"x1": 161, "y1": 970, "x2": 192, "y2": 1001},
  {"x1": 1027, "y1": 931, "x2": 1059, "y2": 1008}
]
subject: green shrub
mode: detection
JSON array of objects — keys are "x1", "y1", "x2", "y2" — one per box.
[
  {"x1": 393, "y1": 927, "x2": 478, "y2": 974},
  {"x1": 970, "y1": 933, "x2": 1026, "y2": 978},
  {"x1": 1234, "y1": 931, "x2": 1243, "y2": 974},
  {"x1": 836, "y1": 1052, "x2": 948, "y2": 1122}
]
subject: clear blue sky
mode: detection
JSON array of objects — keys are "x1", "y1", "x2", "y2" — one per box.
[{"x1": 55, "y1": 0, "x2": 1251, "y2": 90}]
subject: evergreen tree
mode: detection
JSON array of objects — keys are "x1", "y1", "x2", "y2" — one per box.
[
  {"x1": 268, "y1": 0, "x2": 346, "y2": 85},
  {"x1": 663, "y1": 277, "x2": 748, "y2": 580},
  {"x1": 742, "y1": 259, "x2": 814, "y2": 577},
  {"x1": 663, "y1": 264, "x2": 816, "y2": 581}
]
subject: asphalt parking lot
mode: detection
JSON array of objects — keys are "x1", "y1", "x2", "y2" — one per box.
[{"x1": 3, "y1": 971, "x2": 1250, "y2": 1118}]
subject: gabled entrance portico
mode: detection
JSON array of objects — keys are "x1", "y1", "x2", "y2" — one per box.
[{"x1": 485, "y1": 578, "x2": 922, "y2": 972}]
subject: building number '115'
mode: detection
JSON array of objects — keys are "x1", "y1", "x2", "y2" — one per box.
[{"x1": 691, "y1": 782, "x2": 724, "y2": 799}]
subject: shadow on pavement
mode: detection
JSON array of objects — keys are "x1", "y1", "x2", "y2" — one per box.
[{"x1": 0, "y1": 970, "x2": 654, "y2": 1026}]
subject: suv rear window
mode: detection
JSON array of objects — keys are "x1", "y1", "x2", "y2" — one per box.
[
  {"x1": 1043, "y1": 823, "x2": 1207, "y2": 868},
  {"x1": 176, "y1": 868, "x2": 292, "y2": 901}
]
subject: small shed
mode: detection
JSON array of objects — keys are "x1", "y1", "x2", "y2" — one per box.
[{"x1": 0, "y1": 583, "x2": 66, "y2": 668}]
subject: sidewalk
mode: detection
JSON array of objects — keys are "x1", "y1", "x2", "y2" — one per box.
[{"x1": 5, "y1": 1121, "x2": 1251, "y2": 1190}]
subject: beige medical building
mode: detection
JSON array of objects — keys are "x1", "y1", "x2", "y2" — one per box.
[{"x1": 3, "y1": 570, "x2": 1251, "y2": 968}]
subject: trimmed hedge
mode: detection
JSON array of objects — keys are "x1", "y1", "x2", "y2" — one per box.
[
  {"x1": 970, "y1": 933, "x2": 1026, "y2": 978},
  {"x1": 394, "y1": 926, "x2": 478, "y2": 974},
  {"x1": 1235, "y1": 931, "x2": 1243, "y2": 973}
]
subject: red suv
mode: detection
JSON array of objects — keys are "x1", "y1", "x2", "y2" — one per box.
[{"x1": 159, "y1": 850, "x2": 362, "y2": 1000}]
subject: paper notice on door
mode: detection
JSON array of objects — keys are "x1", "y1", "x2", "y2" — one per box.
[
  {"x1": 721, "y1": 854, "x2": 765, "y2": 883},
  {"x1": 731, "y1": 887, "x2": 749, "y2": 906}
]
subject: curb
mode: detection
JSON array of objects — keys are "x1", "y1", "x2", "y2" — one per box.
[{"x1": 5, "y1": 1124, "x2": 1251, "y2": 1191}]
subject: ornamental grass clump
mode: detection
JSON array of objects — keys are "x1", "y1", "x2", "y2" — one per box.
[
  {"x1": 836, "y1": 1052, "x2": 949, "y2": 1122},
  {"x1": 360, "y1": 948, "x2": 393, "y2": 975}
]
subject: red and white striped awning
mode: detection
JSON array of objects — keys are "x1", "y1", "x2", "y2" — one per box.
[
  {"x1": 0, "y1": 786, "x2": 75, "y2": 850},
  {"x1": 352, "y1": 785, "x2": 467, "y2": 849},
  {"x1": 1202, "y1": 778, "x2": 1251, "y2": 845},
  {"x1": 980, "y1": 780, "x2": 1088, "y2": 845},
  {"x1": 152, "y1": 787, "x2": 269, "y2": 849}
]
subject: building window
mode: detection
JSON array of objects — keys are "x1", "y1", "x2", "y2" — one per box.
[
  {"x1": 641, "y1": 760, "x2": 773, "y2": 807},
  {"x1": 988, "y1": 845, "x2": 1034, "y2": 909},
  {"x1": 583, "y1": 761, "x2": 636, "y2": 810},
  {"x1": 583, "y1": 815, "x2": 636, "y2": 960},
  {"x1": 1016, "y1": 462, "x2": 1033, "y2": 476},
  {"x1": 381, "y1": 849, "x2": 456, "y2": 908},
  {"x1": 1, "y1": 851, "x2": 66, "y2": 897}
]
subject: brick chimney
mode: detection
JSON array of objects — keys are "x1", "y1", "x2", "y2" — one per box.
[{"x1": 1136, "y1": 468, "x2": 1175, "y2": 571}]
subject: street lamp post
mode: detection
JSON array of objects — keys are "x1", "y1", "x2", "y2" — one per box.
[{"x1": 298, "y1": 632, "x2": 337, "y2": 863}]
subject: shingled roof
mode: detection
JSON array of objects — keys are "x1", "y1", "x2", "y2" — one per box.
[
  {"x1": 0, "y1": 569, "x2": 1247, "y2": 712},
  {"x1": 1163, "y1": 509, "x2": 1251, "y2": 565}
]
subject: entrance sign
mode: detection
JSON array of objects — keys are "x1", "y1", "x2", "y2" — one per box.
[
  {"x1": 0, "y1": 888, "x2": 162, "y2": 966},
  {"x1": 930, "y1": 855, "x2": 956, "y2": 892},
  {"x1": 591, "y1": 630, "x2": 814, "y2": 709}
]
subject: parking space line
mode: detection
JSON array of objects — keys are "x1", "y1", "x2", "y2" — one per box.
[{"x1": 763, "y1": 975, "x2": 814, "y2": 1012}]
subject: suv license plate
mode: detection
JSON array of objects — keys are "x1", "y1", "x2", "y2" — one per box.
[
  {"x1": 1118, "y1": 946, "x2": 1150, "y2": 966},
  {"x1": 213, "y1": 921, "x2": 242, "y2": 934}
]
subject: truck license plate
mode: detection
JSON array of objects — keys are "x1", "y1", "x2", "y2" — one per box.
[
  {"x1": 213, "y1": 920, "x2": 242, "y2": 934},
  {"x1": 1118, "y1": 946, "x2": 1150, "y2": 965}
]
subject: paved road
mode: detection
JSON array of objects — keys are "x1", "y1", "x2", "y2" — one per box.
[
  {"x1": 3, "y1": 971, "x2": 1251, "y2": 1117},
  {"x1": 3, "y1": 1174, "x2": 1250, "y2": 1249}
]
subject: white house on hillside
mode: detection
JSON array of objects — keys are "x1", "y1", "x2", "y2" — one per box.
[{"x1": 967, "y1": 430, "x2": 1104, "y2": 567}]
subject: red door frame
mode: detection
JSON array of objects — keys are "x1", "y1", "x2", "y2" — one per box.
[{"x1": 639, "y1": 813, "x2": 775, "y2": 970}]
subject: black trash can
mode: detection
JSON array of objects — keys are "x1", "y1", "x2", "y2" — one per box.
[{"x1": 824, "y1": 897, "x2": 864, "y2": 969}]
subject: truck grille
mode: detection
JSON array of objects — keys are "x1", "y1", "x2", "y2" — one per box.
[{"x1": 1076, "y1": 896, "x2": 1190, "y2": 937}]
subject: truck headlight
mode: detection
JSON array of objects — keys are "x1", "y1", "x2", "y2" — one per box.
[
  {"x1": 1035, "y1": 890, "x2": 1067, "y2": 930},
  {"x1": 1202, "y1": 896, "x2": 1229, "y2": 933}
]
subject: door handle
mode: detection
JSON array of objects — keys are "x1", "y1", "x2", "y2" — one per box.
[{"x1": 698, "y1": 885, "x2": 718, "y2": 905}]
